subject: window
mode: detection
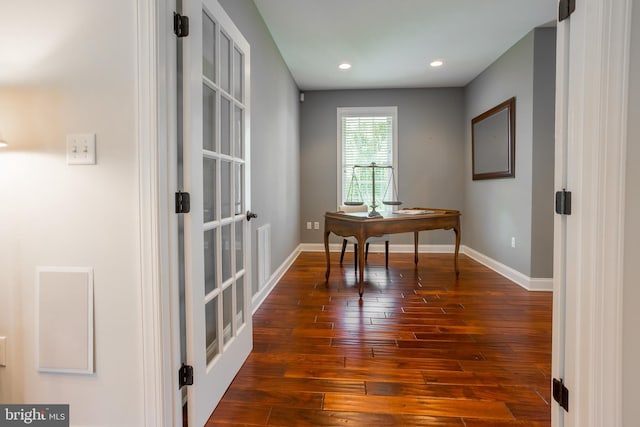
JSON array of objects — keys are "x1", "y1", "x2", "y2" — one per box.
[{"x1": 337, "y1": 106, "x2": 398, "y2": 210}]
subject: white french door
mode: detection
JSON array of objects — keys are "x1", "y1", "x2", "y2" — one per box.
[{"x1": 181, "y1": 0, "x2": 252, "y2": 425}]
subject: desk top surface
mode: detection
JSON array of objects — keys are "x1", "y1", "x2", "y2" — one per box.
[{"x1": 325, "y1": 207, "x2": 460, "y2": 222}]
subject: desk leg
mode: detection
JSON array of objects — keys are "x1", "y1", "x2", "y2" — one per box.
[
  {"x1": 358, "y1": 238, "x2": 366, "y2": 297},
  {"x1": 324, "y1": 230, "x2": 331, "y2": 283},
  {"x1": 453, "y1": 226, "x2": 461, "y2": 278},
  {"x1": 414, "y1": 232, "x2": 419, "y2": 265}
]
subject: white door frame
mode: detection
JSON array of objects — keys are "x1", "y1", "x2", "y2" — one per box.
[
  {"x1": 552, "y1": 0, "x2": 632, "y2": 426},
  {"x1": 136, "y1": 0, "x2": 182, "y2": 426}
]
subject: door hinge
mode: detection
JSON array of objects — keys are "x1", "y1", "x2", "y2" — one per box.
[
  {"x1": 173, "y1": 12, "x2": 190, "y2": 37},
  {"x1": 175, "y1": 191, "x2": 191, "y2": 214},
  {"x1": 559, "y1": 0, "x2": 576, "y2": 22},
  {"x1": 553, "y1": 378, "x2": 569, "y2": 412},
  {"x1": 179, "y1": 363, "x2": 194, "y2": 388},
  {"x1": 555, "y1": 189, "x2": 572, "y2": 215}
]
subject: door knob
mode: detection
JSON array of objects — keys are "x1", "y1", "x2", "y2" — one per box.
[{"x1": 246, "y1": 211, "x2": 258, "y2": 221}]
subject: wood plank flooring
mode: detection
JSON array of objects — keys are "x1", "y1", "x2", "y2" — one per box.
[{"x1": 206, "y1": 252, "x2": 552, "y2": 426}]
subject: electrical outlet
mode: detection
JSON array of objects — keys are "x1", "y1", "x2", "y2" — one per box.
[
  {"x1": 313, "y1": 222, "x2": 320, "y2": 230},
  {"x1": 67, "y1": 134, "x2": 96, "y2": 165},
  {"x1": 511, "y1": 237, "x2": 516, "y2": 248},
  {"x1": 306, "y1": 222, "x2": 312, "y2": 230}
]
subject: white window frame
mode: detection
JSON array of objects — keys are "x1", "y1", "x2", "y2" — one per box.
[{"x1": 336, "y1": 106, "x2": 398, "y2": 210}]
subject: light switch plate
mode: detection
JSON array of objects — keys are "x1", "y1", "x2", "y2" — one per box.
[
  {"x1": 0, "y1": 336, "x2": 6, "y2": 367},
  {"x1": 67, "y1": 134, "x2": 96, "y2": 165}
]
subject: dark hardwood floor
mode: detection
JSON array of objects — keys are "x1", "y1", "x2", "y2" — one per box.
[{"x1": 206, "y1": 251, "x2": 552, "y2": 426}]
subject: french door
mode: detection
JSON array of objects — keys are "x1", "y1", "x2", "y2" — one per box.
[{"x1": 181, "y1": 0, "x2": 252, "y2": 425}]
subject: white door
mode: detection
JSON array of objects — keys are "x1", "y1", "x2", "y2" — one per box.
[
  {"x1": 551, "y1": 11, "x2": 570, "y2": 426},
  {"x1": 552, "y1": 0, "x2": 630, "y2": 425},
  {"x1": 181, "y1": 1, "x2": 252, "y2": 425}
]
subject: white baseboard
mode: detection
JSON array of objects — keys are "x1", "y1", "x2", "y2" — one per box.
[
  {"x1": 299, "y1": 243, "x2": 343, "y2": 252},
  {"x1": 299, "y1": 243, "x2": 455, "y2": 253},
  {"x1": 251, "y1": 245, "x2": 302, "y2": 314},
  {"x1": 461, "y1": 245, "x2": 553, "y2": 292}
]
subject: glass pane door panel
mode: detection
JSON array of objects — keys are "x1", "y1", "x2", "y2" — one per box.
[
  {"x1": 204, "y1": 229, "x2": 217, "y2": 295},
  {"x1": 221, "y1": 223, "x2": 232, "y2": 282},
  {"x1": 202, "y1": 13, "x2": 216, "y2": 83},
  {"x1": 234, "y1": 163, "x2": 243, "y2": 215},
  {"x1": 236, "y1": 276, "x2": 244, "y2": 326},
  {"x1": 221, "y1": 97, "x2": 231, "y2": 155},
  {"x1": 187, "y1": 4, "x2": 251, "y2": 425},
  {"x1": 233, "y1": 106, "x2": 243, "y2": 159},
  {"x1": 203, "y1": 157, "x2": 216, "y2": 223},
  {"x1": 235, "y1": 219, "x2": 243, "y2": 272},
  {"x1": 221, "y1": 160, "x2": 231, "y2": 218},
  {"x1": 222, "y1": 286, "x2": 233, "y2": 345},
  {"x1": 203, "y1": 85, "x2": 216, "y2": 151},
  {"x1": 220, "y1": 32, "x2": 231, "y2": 93},
  {"x1": 205, "y1": 298, "x2": 219, "y2": 364},
  {"x1": 233, "y1": 47, "x2": 243, "y2": 101}
]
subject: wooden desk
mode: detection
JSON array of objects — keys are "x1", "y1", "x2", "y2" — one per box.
[{"x1": 324, "y1": 208, "x2": 461, "y2": 296}]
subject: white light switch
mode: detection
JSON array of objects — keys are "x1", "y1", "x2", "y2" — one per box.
[
  {"x1": 0, "y1": 336, "x2": 6, "y2": 367},
  {"x1": 67, "y1": 134, "x2": 96, "y2": 165}
]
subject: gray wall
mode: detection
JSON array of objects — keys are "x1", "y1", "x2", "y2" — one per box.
[
  {"x1": 219, "y1": 0, "x2": 300, "y2": 292},
  {"x1": 623, "y1": 0, "x2": 640, "y2": 423},
  {"x1": 464, "y1": 28, "x2": 555, "y2": 278},
  {"x1": 300, "y1": 88, "x2": 465, "y2": 244},
  {"x1": 530, "y1": 28, "x2": 557, "y2": 277}
]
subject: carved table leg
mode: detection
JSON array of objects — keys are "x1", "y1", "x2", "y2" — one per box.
[
  {"x1": 414, "y1": 232, "x2": 419, "y2": 265},
  {"x1": 358, "y1": 237, "x2": 366, "y2": 297},
  {"x1": 324, "y1": 230, "x2": 331, "y2": 283},
  {"x1": 453, "y1": 226, "x2": 461, "y2": 278}
]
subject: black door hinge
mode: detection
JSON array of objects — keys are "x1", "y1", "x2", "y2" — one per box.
[
  {"x1": 555, "y1": 189, "x2": 572, "y2": 215},
  {"x1": 553, "y1": 378, "x2": 569, "y2": 412},
  {"x1": 179, "y1": 364, "x2": 194, "y2": 388},
  {"x1": 174, "y1": 13, "x2": 190, "y2": 37},
  {"x1": 559, "y1": 0, "x2": 576, "y2": 22},
  {"x1": 175, "y1": 191, "x2": 191, "y2": 214}
]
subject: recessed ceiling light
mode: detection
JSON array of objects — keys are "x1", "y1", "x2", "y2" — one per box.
[
  {"x1": 338, "y1": 63, "x2": 352, "y2": 70},
  {"x1": 430, "y1": 59, "x2": 444, "y2": 68}
]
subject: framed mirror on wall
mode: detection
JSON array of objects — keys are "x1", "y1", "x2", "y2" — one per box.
[{"x1": 471, "y1": 97, "x2": 516, "y2": 180}]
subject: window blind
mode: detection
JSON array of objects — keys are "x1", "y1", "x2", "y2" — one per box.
[{"x1": 340, "y1": 113, "x2": 395, "y2": 207}]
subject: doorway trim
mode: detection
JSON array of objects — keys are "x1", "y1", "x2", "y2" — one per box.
[{"x1": 137, "y1": 0, "x2": 180, "y2": 425}]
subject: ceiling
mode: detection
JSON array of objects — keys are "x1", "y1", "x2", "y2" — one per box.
[{"x1": 253, "y1": 0, "x2": 557, "y2": 90}]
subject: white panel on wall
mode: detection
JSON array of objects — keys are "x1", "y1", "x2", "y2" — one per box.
[
  {"x1": 36, "y1": 267, "x2": 94, "y2": 374},
  {"x1": 257, "y1": 225, "x2": 271, "y2": 288}
]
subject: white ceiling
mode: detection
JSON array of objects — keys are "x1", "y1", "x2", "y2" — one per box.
[{"x1": 253, "y1": 0, "x2": 557, "y2": 90}]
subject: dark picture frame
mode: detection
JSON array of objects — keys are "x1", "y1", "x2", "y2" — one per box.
[{"x1": 471, "y1": 97, "x2": 516, "y2": 180}]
